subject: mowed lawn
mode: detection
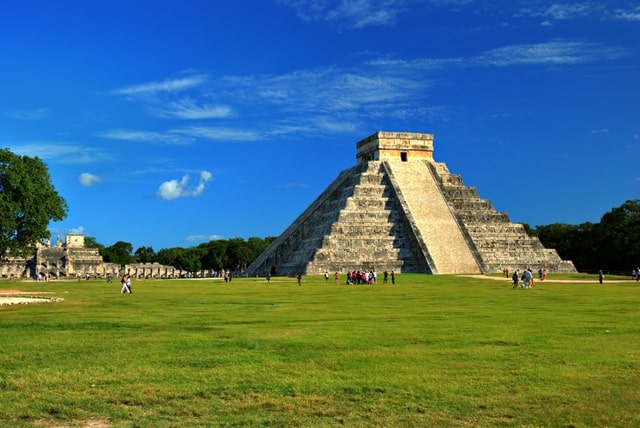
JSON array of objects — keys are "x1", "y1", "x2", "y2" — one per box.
[{"x1": 1, "y1": 274, "x2": 639, "y2": 427}]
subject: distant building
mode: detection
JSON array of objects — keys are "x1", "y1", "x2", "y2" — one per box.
[{"x1": 1, "y1": 234, "x2": 177, "y2": 279}]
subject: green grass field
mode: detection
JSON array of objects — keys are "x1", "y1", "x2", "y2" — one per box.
[{"x1": 1, "y1": 274, "x2": 639, "y2": 427}]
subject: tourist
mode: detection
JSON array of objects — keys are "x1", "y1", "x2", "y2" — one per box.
[
  {"x1": 324, "y1": 271, "x2": 329, "y2": 282},
  {"x1": 297, "y1": 273, "x2": 302, "y2": 286},
  {"x1": 383, "y1": 270, "x2": 388, "y2": 284},
  {"x1": 598, "y1": 269, "x2": 605, "y2": 285},
  {"x1": 391, "y1": 270, "x2": 396, "y2": 284},
  {"x1": 266, "y1": 272, "x2": 271, "y2": 283},
  {"x1": 522, "y1": 269, "x2": 532, "y2": 288},
  {"x1": 511, "y1": 271, "x2": 519, "y2": 288},
  {"x1": 120, "y1": 274, "x2": 131, "y2": 294},
  {"x1": 334, "y1": 272, "x2": 339, "y2": 284}
]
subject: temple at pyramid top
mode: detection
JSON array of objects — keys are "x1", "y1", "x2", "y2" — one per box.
[
  {"x1": 247, "y1": 131, "x2": 576, "y2": 276},
  {"x1": 356, "y1": 131, "x2": 434, "y2": 163}
]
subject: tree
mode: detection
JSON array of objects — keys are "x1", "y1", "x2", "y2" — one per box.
[
  {"x1": 102, "y1": 241, "x2": 134, "y2": 266},
  {"x1": 226, "y1": 238, "x2": 253, "y2": 271},
  {"x1": 0, "y1": 148, "x2": 68, "y2": 258},
  {"x1": 155, "y1": 247, "x2": 183, "y2": 268},
  {"x1": 596, "y1": 200, "x2": 640, "y2": 271},
  {"x1": 199, "y1": 240, "x2": 227, "y2": 271},
  {"x1": 175, "y1": 249, "x2": 202, "y2": 273},
  {"x1": 134, "y1": 246, "x2": 156, "y2": 263}
]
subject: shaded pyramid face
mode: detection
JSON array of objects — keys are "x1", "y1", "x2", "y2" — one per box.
[
  {"x1": 247, "y1": 132, "x2": 576, "y2": 276},
  {"x1": 248, "y1": 161, "x2": 428, "y2": 276}
]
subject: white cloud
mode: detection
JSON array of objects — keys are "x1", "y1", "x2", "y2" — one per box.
[
  {"x1": 67, "y1": 226, "x2": 85, "y2": 234},
  {"x1": 544, "y1": 3, "x2": 596, "y2": 20},
  {"x1": 614, "y1": 6, "x2": 640, "y2": 21},
  {"x1": 102, "y1": 39, "x2": 629, "y2": 144},
  {"x1": 99, "y1": 129, "x2": 194, "y2": 145},
  {"x1": 473, "y1": 41, "x2": 628, "y2": 66},
  {"x1": 10, "y1": 143, "x2": 114, "y2": 164},
  {"x1": 591, "y1": 128, "x2": 609, "y2": 134},
  {"x1": 79, "y1": 173, "x2": 102, "y2": 186},
  {"x1": 279, "y1": 0, "x2": 406, "y2": 28},
  {"x1": 185, "y1": 234, "x2": 225, "y2": 242},
  {"x1": 156, "y1": 98, "x2": 233, "y2": 119},
  {"x1": 172, "y1": 126, "x2": 262, "y2": 142},
  {"x1": 112, "y1": 75, "x2": 206, "y2": 96},
  {"x1": 100, "y1": 126, "x2": 261, "y2": 144},
  {"x1": 156, "y1": 171, "x2": 213, "y2": 200}
]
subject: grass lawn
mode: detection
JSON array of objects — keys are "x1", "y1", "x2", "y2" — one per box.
[{"x1": 1, "y1": 273, "x2": 639, "y2": 427}]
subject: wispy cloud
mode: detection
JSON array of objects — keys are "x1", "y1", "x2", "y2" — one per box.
[
  {"x1": 518, "y1": 2, "x2": 640, "y2": 23},
  {"x1": 172, "y1": 126, "x2": 262, "y2": 142},
  {"x1": 156, "y1": 171, "x2": 213, "y2": 200},
  {"x1": 279, "y1": 0, "x2": 407, "y2": 28},
  {"x1": 613, "y1": 6, "x2": 640, "y2": 21},
  {"x1": 4, "y1": 108, "x2": 49, "y2": 120},
  {"x1": 473, "y1": 40, "x2": 628, "y2": 66},
  {"x1": 155, "y1": 98, "x2": 233, "y2": 119},
  {"x1": 543, "y1": 3, "x2": 599, "y2": 20},
  {"x1": 101, "y1": 127, "x2": 261, "y2": 144},
  {"x1": 112, "y1": 75, "x2": 206, "y2": 96},
  {"x1": 105, "y1": 38, "x2": 628, "y2": 142},
  {"x1": 98, "y1": 129, "x2": 195, "y2": 145},
  {"x1": 79, "y1": 172, "x2": 102, "y2": 186},
  {"x1": 10, "y1": 143, "x2": 114, "y2": 164}
]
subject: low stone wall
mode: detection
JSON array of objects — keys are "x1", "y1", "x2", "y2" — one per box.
[{"x1": 2, "y1": 245, "x2": 177, "y2": 279}]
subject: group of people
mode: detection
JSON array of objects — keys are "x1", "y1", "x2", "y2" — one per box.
[
  {"x1": 508, "y1": 267, "x2": 553, "y2": 289},
  {"x1": 511, "y1": 268, "x2": 535, "y2": 288},
  {"x1": 342, "y1": 270, "x2": 396, "y2": 285},
  {"x1": 346, "y1": 270, "x2": 377, "y2": 285}
]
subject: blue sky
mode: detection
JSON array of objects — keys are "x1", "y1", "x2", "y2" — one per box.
[{"x1": 1, "y1": 0, "x2": 638, "y2": 252}]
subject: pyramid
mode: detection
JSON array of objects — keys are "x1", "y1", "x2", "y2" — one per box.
[{"x1": 247, "y1": 131, "x2": 576, "y2": 276}]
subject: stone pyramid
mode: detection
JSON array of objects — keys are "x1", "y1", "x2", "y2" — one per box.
[{"x1": 247, "y1": 131, "x2": 576, "y2": 276}]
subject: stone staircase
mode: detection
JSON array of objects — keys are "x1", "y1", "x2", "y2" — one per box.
[
  {"x1": 430, "y1": 161, "x2": 576, "y2": 272},
  {"x1": 383, "y1": 160, "x2": 482, "y2": 274}
]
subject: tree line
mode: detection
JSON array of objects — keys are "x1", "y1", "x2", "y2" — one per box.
[
  {"x1": 85, "y1": 236, "x2": 277, "y2": 274},
  {"x1": 527, "y1": 199, "x2": 640, "y2": 274}
]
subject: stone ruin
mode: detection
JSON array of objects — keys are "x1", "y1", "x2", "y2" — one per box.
[
  {"x1": 247, "y1": 131, "x2": 577, "y2": 276},
  {"x1": 1, "y1": 234, "x2": 178, "y2": 279}
]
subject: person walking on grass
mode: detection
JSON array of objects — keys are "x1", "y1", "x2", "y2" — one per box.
[
  {"x1": 120, "y1": 274, "x2": 131, "y2": 294},
  {"x1": 599, "y1": 269, "x2": 605, "y2": 285},
  {"x1": 297, "y1": 273, "x2": 302, "y2": 286}
]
